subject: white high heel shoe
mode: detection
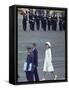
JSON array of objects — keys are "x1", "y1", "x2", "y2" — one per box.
[{"x1": 54, "y1": 75, "x2": 57, "y2": 80}]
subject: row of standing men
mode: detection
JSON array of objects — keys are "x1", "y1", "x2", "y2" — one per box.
[{"x1": 22, "y1": 13, "x2": 66, "y2": 31}]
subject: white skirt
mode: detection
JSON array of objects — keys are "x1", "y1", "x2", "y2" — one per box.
[{"x1": 43, "y1": 60, "x2": 54, "y2": 72}]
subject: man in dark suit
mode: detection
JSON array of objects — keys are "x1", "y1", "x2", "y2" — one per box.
[{"x1": 32, "y1": 43, "x2": 39, "y2": 81}]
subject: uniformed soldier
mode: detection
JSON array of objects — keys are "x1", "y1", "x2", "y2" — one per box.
[
  {"x1": 29, "y1": 13, "x2": 32, "y2": 30},
  {"x1": 35, "y1": 14, "x2": 40, "y2": 31},
  {"x1": 22, "y1": 14, "x2": 27, "y2": 31},
  {"x1": 51, "y1": 16, "x2": 57, "y2": 31},
  {"x1": 30, "y1": 16, "x2": 35, "y2": 31},
  {"x1": 51, "y1": 16, "x2": 54, "y2": 31},
  {"x1": 54, "y1": 16, "x2": 57, "y2": 31},
  {"x1": 29, "y1": 13, "x2": 35, "y2": 31},
  {"x1": 47, "y1": 16, "x2": 51, "y2": 31},
  {"x1": 41, "y1": 15, "x2": 44, "y2": 30},
  {"x1": 59, "y1": 16, "x2": 63, "y2": 31},
  {"x1": 62, "y1": 17, "x2": 65, "y2": 30},
  {"x1": 63, "y1": 20, "x2": 65, "y2": 30},
  {"x1": 42, "y1": 15, "x2": 47, "y2": 31}
]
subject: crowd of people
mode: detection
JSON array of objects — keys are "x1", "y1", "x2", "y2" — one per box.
[{"x1": 22, "y1": 10, "x2": 65, "y2": 31}]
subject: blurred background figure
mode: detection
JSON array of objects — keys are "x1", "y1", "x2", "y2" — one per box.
[
  {"x1": 47, "y1": 16, "x2": 51, "y2": 31},
  {"x1": 59, "y1": 16, "x2": 63, "y2": 31},
  {"x1": 29, "y1": 10, "x2": 35, "y2": 31},
  {"x1": 35, "y1": 13, "x2": 40, "y2": 31},
  {"x1": 22, "y1": 13, "x2": 27, "y2": 31},
  {"x1": 42, "y1": 14, "x2": 47, "y2": 31},
  {"x1": 51, "y1": 12, "x2": 57, "y2": 31}
]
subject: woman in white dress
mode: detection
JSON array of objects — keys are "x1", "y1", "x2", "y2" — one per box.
[{"x1": 42, "y1": 42, "x2": 57, "y2": 80}]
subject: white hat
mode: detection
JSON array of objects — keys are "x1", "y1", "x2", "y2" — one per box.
[{"x1": 45, "y1": 42, "x2": 51, "y2": 47}]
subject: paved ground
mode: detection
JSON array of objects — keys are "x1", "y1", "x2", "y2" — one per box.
[{"x1": 18, "y1": 14, "x2": 65, "y2": 82}]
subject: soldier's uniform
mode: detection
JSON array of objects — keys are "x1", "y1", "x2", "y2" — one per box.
[
  {"x1": 41, "y1": 15, "x2": 44, "y2": 29},
  {"x1": 51, "y1": 16, "x2": 57, "y2": 31},
  {"x1": 54, "y1": 16, "x2": 57, "y2": 31},
  {"x1": 29, "y1": 13, "x2": 35, "y2": 31},
  {"x1": 42, "y1": 16, "x2": 47, "y2": 31},
  {"x1": 62, "y1": 17, "x2": 65, "y2": 30},
  {"x1": 51, "y1": 16, "x2": 54, "y2": 31},
  {"x1": 35, "y1": 14, "x2": 40, "y2": 31},
  {"x1": 59, "y1": 16, "x2": 63, "y2": 31},
  {"x1": 47, "y1": 17, "x2": 51, "y2": 31},
  {"x1": 29, "y1": 13, "x2": 32, "y2": 30},
  {"x1": 22, "y1": 14, "x2": 27, "y2": 31}
]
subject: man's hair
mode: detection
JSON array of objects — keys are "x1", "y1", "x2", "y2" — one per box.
[{"x1": 32, "y1": 43, "x2": 36, "y2": 47}]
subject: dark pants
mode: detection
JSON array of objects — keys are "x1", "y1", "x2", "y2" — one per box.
[
  {"x1": 63, "y1": 23, "x2": 65, "y2": 30},
  {"x1": 48, "y1": 23, "x2": 50, "y2": 31},
  {"x1": 26, "y1": 71, "x2": 34, "y2": 81},
  {"x1": 33, "y1": 67, "x2": 39, "y2": 81},
  {"x1": 43, "y1": 23, "x2": 46, "y2": 31},
  {"x1": 30, "y1": 22, "x2": 34, "y2": 31},
  {"x1": 52, "y1": 23, "x2": 54, "y2": 30},
  {"x1": 23, "y1": 22, "x2": 26, "y2": 31},
  {"x1": 36, "y1": 22, "x2": 40, "y2": 30},
  {"x1": 59, "y1": 23, "x2": 62, "y2": 31}
]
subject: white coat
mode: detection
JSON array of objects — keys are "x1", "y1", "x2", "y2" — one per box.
[{"x1": 43, "y1": 42, "x2": 54, "y2": 72}]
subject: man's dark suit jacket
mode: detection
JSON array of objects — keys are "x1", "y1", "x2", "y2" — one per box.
[{"x1": 32, "y1": 48, "x2": 38, "y2": 67}]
